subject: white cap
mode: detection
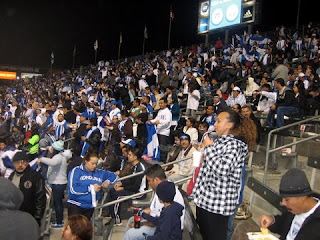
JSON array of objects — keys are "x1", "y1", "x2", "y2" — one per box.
[
  {"x1": 298, "y1": 72, "x2": 305, "y2": 77},
  {"x1": 233, "y1": 86, "x2": 241, "y2": 92}
]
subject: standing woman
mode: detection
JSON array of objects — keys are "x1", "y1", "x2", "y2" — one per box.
[
  {"x1": 67, "y1": 151, "x2": 118, "y2": 220},
  {"x1": 37, "y1": 140, "x2": 72, "y2": 228},
  {"x1": 186, "y1": 83, "x2": 200, "y2": 118},
  {"x1": 191, "y1": 109, "x2": 256, "y2": 240}
]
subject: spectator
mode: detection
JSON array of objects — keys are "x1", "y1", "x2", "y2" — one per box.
[
  {"x1": 9, "y1": 151, "x2": 46, "y2": 225},
  {"x1": 226, "y1": 86, "x2": 246, "y2": 107},
  {"x1": 167, "y1": 133, "x2": 196, "y2": 183},
  {"x1": 255, "y1": 84, "x2": 277, "y2": 114},
  {"x1": 0, "y1": 178, "x2": 39, "y2": 240},
  {"x1": 244, "y1": 77, "x2": 260, "y2": 97},
  {"x1": 186, "y1": 83, "x2": 201, "y2": 118},
  {"x1": 80, "y1": 118, "x2": 102, "y2": 158},
  {"x1": 62, "y1": 214, "x2": 93, "y2": 240},
  {"x1": 150, "y1": 97, "x2": 172, "y2": 162},
  {"x1": 192, "y1": 109, "x2": 256, "y2": 240},
  {"x1": 37, "y1": 140, "x2": 72, "y2": 228},
  {"x1": 123, "y1": 164, "x2": 185, "y2": 240},
  {"x1": 67, "y1": 151, "x2": 118, "y2": 220},
  {"x1": 259, "y1": 168, "x2": 320, "y2": 240},
  {"x1": 140, "y1": 181, "x2": 184, "y2": 240},
  {"x1": 213, "y1": 92, "x2": 229, "y2": 114},
  {"x1": 107, "y1": 147, "x2": 145, "y2": 225},
  {"x1": 271, "y1": 59, "x2": 289, "y2": 83},
  {"x1": 267, "y1": 78, "x2": 298, "y2": 128},
  {"x1": 241, "y1": 105, "x2": 261, "y2": 144},
  {"x1": 182, "y1": 117, "x2": 198, "y2": 143}
]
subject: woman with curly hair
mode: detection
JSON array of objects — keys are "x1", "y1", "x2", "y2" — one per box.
[{"x1": 191, "y1": 109, "x2": 257, "y2": 240}]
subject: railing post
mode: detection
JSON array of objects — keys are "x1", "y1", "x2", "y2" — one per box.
[
  {"x1": 92, "y1": 209, "x2": 96, "y2": 240},
  {"x1": 263, "y1": 130, "x2": 272, "y2": 184}
]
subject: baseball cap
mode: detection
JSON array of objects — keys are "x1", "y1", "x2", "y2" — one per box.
[
  {"x1": 110, "y1": 100, "x2": 117, "y2": 105},
  {"x1": 121, "y1": 139, "x2": 136, "y2": 147},
  {"x1": 80, "y1": 112, "x2": 89, "y2": 118},
  {"x1": 233, "y1": 86, "x2": 241, "y2": 92}
]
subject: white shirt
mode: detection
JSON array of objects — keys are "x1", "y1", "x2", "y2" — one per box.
[
  {"x1": 183, "y1": 126, "x2": 198, "y2": 143},
  {"x1": 287, "y1": 199, "x2": 320, "y2": 240},
  {"x1": 151, "y1": 108, "x2": 172, "y2": 136},
  {"x1": 150, "y1": 186, "x2": 185, "y2": 229},
  {"x1": 109, "y1": 107, "x2": 121, "y2": 121},
  {"x1": 187, "y1": 90, "x2": 200, "y2": 110}
]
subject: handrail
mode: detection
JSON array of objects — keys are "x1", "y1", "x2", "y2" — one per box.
[
  {"x1": 263, "y1": 115, "x2": 320, "y2": 184},
  {"x1": 117, "y1": 156, "x2": 192, "y2": 182},
  {"x1": 91, "y1": 176, "x2": 192, "y2": 240}
]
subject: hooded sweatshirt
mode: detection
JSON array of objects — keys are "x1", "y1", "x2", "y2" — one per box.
[
  {"x1": 41, "y1": 149, "x2": 72, "y2": 184},
  {"x1": 142, "y1": 201, "x2": 184, "y2": 240},
  {"x1": 244, "y1": 77, "x2": 259, "y2": 96},
  {"x1": 0, "y1": 178, "x2": 39, "y2": 240}
]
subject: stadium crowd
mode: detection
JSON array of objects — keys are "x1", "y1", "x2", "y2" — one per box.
[{"x1": 0, "y1": 22, "x2": 320, "y2": 240}]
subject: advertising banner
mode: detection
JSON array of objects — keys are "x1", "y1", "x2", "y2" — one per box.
[
  {"x1": 0, "y1": 71, "x2": 17, "y2": 80},
  {"x1": 198, "y1": 1, "x2": 210, "y2": 34}
]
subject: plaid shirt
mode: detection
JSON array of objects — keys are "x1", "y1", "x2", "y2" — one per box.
[{"x1": 192, "y1": 135, "x2": 248, "y2": 216}]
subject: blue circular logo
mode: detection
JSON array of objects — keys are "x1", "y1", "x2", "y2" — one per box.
[{"x1": 201, "y1": 2, "x2": 209, "y2": 15}]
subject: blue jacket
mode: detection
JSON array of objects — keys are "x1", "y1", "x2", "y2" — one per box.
[
  {"x1": 67, "y1": 164, "x2": 118, "y2": 209},
  {"x1": 143, "y1": 201, "x2": 184, "y2": 240}
]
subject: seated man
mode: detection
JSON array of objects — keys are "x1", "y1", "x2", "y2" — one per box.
[
  {"x1": 226, "y1": 86, "x2": 246, "y2": 108},
  {"x1": 167, "y1": 133, "x2": 196, "y2": 183},
  {"x1": 107, "y1": 147, "x2": 145, "y2": 225},
  {"x1": 123, "y1": 164, "x2": 185, "y2": 240},
  {"x1": 259, "y1": 168, "x2": 320, "y2": 240},
  {"x1": 266, "y1": 78, "x2": 298, "y2": 128}
]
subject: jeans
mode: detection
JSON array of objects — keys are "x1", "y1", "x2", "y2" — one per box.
[
  {"x1": 51, "y1": 184, "x2": 67, "y2": 224},
  {"x1": 227, "y1": 205, "x2": 239, "y2": 240},
  {"x1": 267, "y1": 106, "x2": 299, "y2": 128},
  {"x1": 186, "y1": 108, "x2": 196, "y2": 118},
  {"x1": 123, "y1": 217, "x2": 156, "y2": 240}
]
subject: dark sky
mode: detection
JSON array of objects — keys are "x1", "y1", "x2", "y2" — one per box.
[{"x1": 0, "y1": 0, "x2": 317, "y2": 69}]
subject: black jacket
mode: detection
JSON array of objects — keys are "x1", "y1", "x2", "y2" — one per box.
[
  {"x1": 85, "y1": 128, "x2": 102, "y2": 152},
  {"x1": 275, "y1": 87, "x2": 296, "y2": 108},
  {"x1": 9, "y1": 165, "x2": 46, "y2": 225},
  {"x1": 121, "y1": 162, "x2": 145, "y2": 193},
  {"x1": 270, "y1": 203, "x2": 320, "y2": 240}
]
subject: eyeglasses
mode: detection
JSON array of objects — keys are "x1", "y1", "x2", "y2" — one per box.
[{"x1": 14, "y1": 160, "x2": 28, "y2": 165}]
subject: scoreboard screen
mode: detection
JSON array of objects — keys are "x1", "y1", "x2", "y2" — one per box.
[{"x1": 198, "y1": 0, "x2": 255, "y2": 34}]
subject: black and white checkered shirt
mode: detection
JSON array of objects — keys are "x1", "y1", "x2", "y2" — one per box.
[{"x1": 191, "y1": 135, "x2": 248, "y2": 216}]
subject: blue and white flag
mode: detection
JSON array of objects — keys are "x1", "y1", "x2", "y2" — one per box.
[
  {"x1": 248, "y1": 36, "x2": 271, "y2": 49},
  {"x1": 143, "y1": 123, "x2": 160, "y2": 161}
]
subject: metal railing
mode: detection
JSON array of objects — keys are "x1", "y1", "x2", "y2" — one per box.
[
  {"x1": 263, "y1": 115, "x2": 320, "y2": 184},
  {"x1": 117, "y1": 156, "x2": 192, "y2": 182}
]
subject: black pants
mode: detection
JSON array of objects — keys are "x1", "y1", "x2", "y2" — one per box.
[
  {"x1": 107, "y1": 188, "x2": 135, "y2": 224},
  {"x1": 157, "y1": 134, "x2": 169, "y2": 162},
  {"x1": 67, "y1": 203, "x2": 94, "y2": 221},
  {"x1": 196, "y1": 206, "x2": 228, "y2": 240}
]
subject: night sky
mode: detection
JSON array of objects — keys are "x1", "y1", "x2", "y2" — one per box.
[{"x1": 0, "y1": 0, "x2": 317, "y2": 69}]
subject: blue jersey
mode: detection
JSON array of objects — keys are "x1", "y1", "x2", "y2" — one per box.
[{"x1": 67, "y1": 164, "x2": 118, "y2": 209}]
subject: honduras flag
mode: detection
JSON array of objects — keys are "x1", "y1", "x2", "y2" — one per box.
[{"x1": 143, "y1": 123, "x2": 160, "y2": 161}]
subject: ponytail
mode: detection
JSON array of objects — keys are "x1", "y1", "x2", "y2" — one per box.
[{"x1": 225, "y1": 109, "x2": 257, "y2": 151}]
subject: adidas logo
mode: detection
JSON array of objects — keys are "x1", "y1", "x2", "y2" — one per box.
[{"x1": 243, "y1": 10, "x2": 252, "y2": 18}]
